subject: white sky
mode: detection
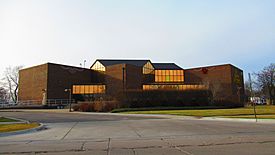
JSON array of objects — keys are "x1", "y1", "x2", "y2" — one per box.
[{"x1": 0, "y1": 0, "x2": 274, "y2": 80}]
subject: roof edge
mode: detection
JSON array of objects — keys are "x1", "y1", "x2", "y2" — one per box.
[{"x1": 185, "y1": 63, "x2": 243, "y2": 71}]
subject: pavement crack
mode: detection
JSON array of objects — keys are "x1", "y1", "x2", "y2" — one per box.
[
  {"x1": 80, "y1": 141, "x2": 86, "y2": 151},
  {"x1": 195, "y1": 140, "x2": 275, "y2": 147},
  {"x1": 25, "y1": 141, "x2": 32, "y2": 144},
  {"x1": 128, "y1": 125, "x2": 142, "y2": 138},
  {"x1": 161, "y1": 138, "x2": 194, "y2": 155},
  {"x1": 61, "y1": 122, "x2": 78, "y2": 140},
  {"x1": 0, "y1": 149, "x2": 86, "y2": 154}
]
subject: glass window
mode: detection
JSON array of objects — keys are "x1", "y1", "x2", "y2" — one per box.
[
  {"x1": 91, "y1": 61, "x2": 106, "y2": 72},
  {"x1": 143, "y1": 61, "x2": 154, "y2": 74},
  {"x1": 175, "y1": 76, "x2": 178, "y2": 82},
  {"x1": 170, "y1": 76, "x2": 174, "y2": 82},
  {"x1": 155, "y1": 70, "x2": 160, "y2": 76},
  {"x1": 142, "y1": 84, "x2": 207, "y2": 91},
  {"x1": 72, "y1": 85, "x2": 106, "y2": 94},
  {"x1": 180, "y1": 70, "x2": 184, "y2": 76},
  {"x1": 169, "y1": 70, "x2": 173, "y2": 75},
  {"x1": 154, "y1": 69, "x2": 184, "y2": 83},
  {"x1": 84, "y1": 86, "x2": 89, "y2": 94}
]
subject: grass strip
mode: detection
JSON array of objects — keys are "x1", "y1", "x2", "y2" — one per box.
[
  {"x1": 119, "y1": 105, "x2": 275, "y2": 118},
  {"x1": 0, "y1": 123, "x2": 39, "y2": 133},
  {"x1": 111, "y1": 106, "x2": 234, "y2": 113}
]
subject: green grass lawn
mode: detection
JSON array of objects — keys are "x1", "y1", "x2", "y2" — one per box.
[
  {"x1": 122, "y1": 105, "x2": 275, "y2": 119},
  {"x1": 0, "y1": 117, "x2": 18, "y2": 122},
  {"x1": 0, "y1": 123, "x2": 39, "y2": 133}
]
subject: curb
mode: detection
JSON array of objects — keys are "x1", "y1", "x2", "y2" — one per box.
[
  {"x1": 200, "y1": 117, "x2": 275, "y2": 124},
  {"x1": 74, "y1": 112, "x2": 275, "y2": 124},
  {"x1": 0, "y1": 116, "x2": 29, "y2": 124},
  {"x1": 0, "y1": 123, "x2": 45, "y2": 137}
]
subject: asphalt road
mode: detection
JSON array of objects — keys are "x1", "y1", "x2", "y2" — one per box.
[
  {"x1": 1, "y1": 110, "x2": 275, "y2": 155},
  {"x1": 0, "y1": 110, "x2": 161, "y2": 123}
]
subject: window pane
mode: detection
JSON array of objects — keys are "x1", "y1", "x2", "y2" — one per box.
[
  {"x1": 170, "y1": 76, "x2": 174, "y2": 82},
  {"x1": 180, "y1": 70, "x2": 184, "y2": 76},
  {"x1": 169, "y1": 70, "x2": 172, "y2": 75},
  {"x1": 161, "y1": 70, "x2": 165, "y2": 76},
  {"x1": 84, "y1": 86, "x2": 89, "y2": 94}
]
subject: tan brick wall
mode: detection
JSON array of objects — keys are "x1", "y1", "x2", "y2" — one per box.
[
  {"x1": 19, "y1": 63, "x2": 98, "y2": 102},
  {"x1": 18, "y1": 64, "x2": 48, "y2": 102}
]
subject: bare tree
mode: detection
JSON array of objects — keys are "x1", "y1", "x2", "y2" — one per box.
[
  {"x1": 255, "y1": 63, "x2": 275, "y2": 105},
  {"x1": 2, "y1": 66, "x2": 23, "y2": 103},
  {"x1": 0, "y1": 87, "x2": 8, "y2": 102}
]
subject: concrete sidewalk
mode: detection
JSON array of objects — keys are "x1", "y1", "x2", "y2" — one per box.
[{"x1": 1, "y1": 118, "x2": 275, "y2": 155}]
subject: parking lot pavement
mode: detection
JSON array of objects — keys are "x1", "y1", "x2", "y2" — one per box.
[{"x1": 1, "y1": 111, "x2": 275, "y2": 154}]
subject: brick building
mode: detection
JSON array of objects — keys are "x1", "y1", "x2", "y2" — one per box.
[
  {"x1": 18, "y1": 59, "x2": 244, "y2": 106},
  {"x1": 184, "y1": 64, "x2": 245, "y2": 104}
]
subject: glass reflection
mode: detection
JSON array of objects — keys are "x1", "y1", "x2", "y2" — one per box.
[
  {"x1": 155, "y1": 70, "x2": 184, "y2": 82},
  {"x1": 91, "y1": 61, "x2": 106, "y2": 72},
  {"x1": 143, "y1": 84, "x2": 207, "y2": 91},
  {"x1": 73, "y1": 85, "x2": 106, "y2": 94},
  {"x1": 143, "y1": 62, "x2": 154, "y2": 74}
]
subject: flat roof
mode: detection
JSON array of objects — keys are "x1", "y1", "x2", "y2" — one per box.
[
  {"x1": 93, "y1": 59, "x2": 151, "y2": 67},
  {"x1": 153, "y1": 63, "x2": 183, "y2": 70},
  {"x1": 185, "y1": 63, "x2": 243, "y2": 72}
]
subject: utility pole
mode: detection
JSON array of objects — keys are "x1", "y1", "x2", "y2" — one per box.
[{"x1": 249, "y1": 73, "x2": 257, "y2": 122}]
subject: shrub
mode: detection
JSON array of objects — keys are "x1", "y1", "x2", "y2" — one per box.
[
  {"x1": 93, "y1": 101, "x2": 120, "y2": 112},
  {"x1": 74, "y1": 101, "x2": 120, "y2": 112},
  {"x1": 72, "y1": 104, "x2": 80, "y2": 111},
  {"x1": 79, "y1": 103, "x2": 94, "y2": 112},
  {"x1": 122, "y1": 90, "x2": 212, "y2": 108}
]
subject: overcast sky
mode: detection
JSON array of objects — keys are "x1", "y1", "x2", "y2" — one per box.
[{"x1": 0, "y1": 0, "x2": 274, "y2": 80}]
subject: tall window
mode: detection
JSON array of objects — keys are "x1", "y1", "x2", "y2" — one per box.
[
  {"x1": 91, "y1": 61, "x2": 105, "y2": 72},
  {"x1": 155, "y1": 70, "x2": 184, "y2": 82},
  {"x1": 143, "y1": 62, "x2": 154, "y2": 74}
]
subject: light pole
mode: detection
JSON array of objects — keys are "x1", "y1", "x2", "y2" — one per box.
[
  {"x1": 65, "y1": 89, "x2": 72, "y2": 112},
  {"x1": 84, "y1": 60, "x2": 86, "y2": 68}
]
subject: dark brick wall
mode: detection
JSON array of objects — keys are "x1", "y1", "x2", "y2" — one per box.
[
  {"x1": 184, "y1": 64, "x2": 244, "y2": 105},
  {"x1": 230, "y1": 66, "x2": 245, "y2": 103},
  {"x1": 125, "y1": 64, "x2": 143, "y2": 90},
  {"x1": 105, "y1": 64, "x2": 125, "y2": 96},
  {"x1": 18, "y1": 64, "x2": 48, "y2": 102},
  {"x1": 47, "y1": 63, "x2": 96, "y2": 100},
  {"x1": 104, "y1": 64, "x2": 144, "y2": 97}
]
